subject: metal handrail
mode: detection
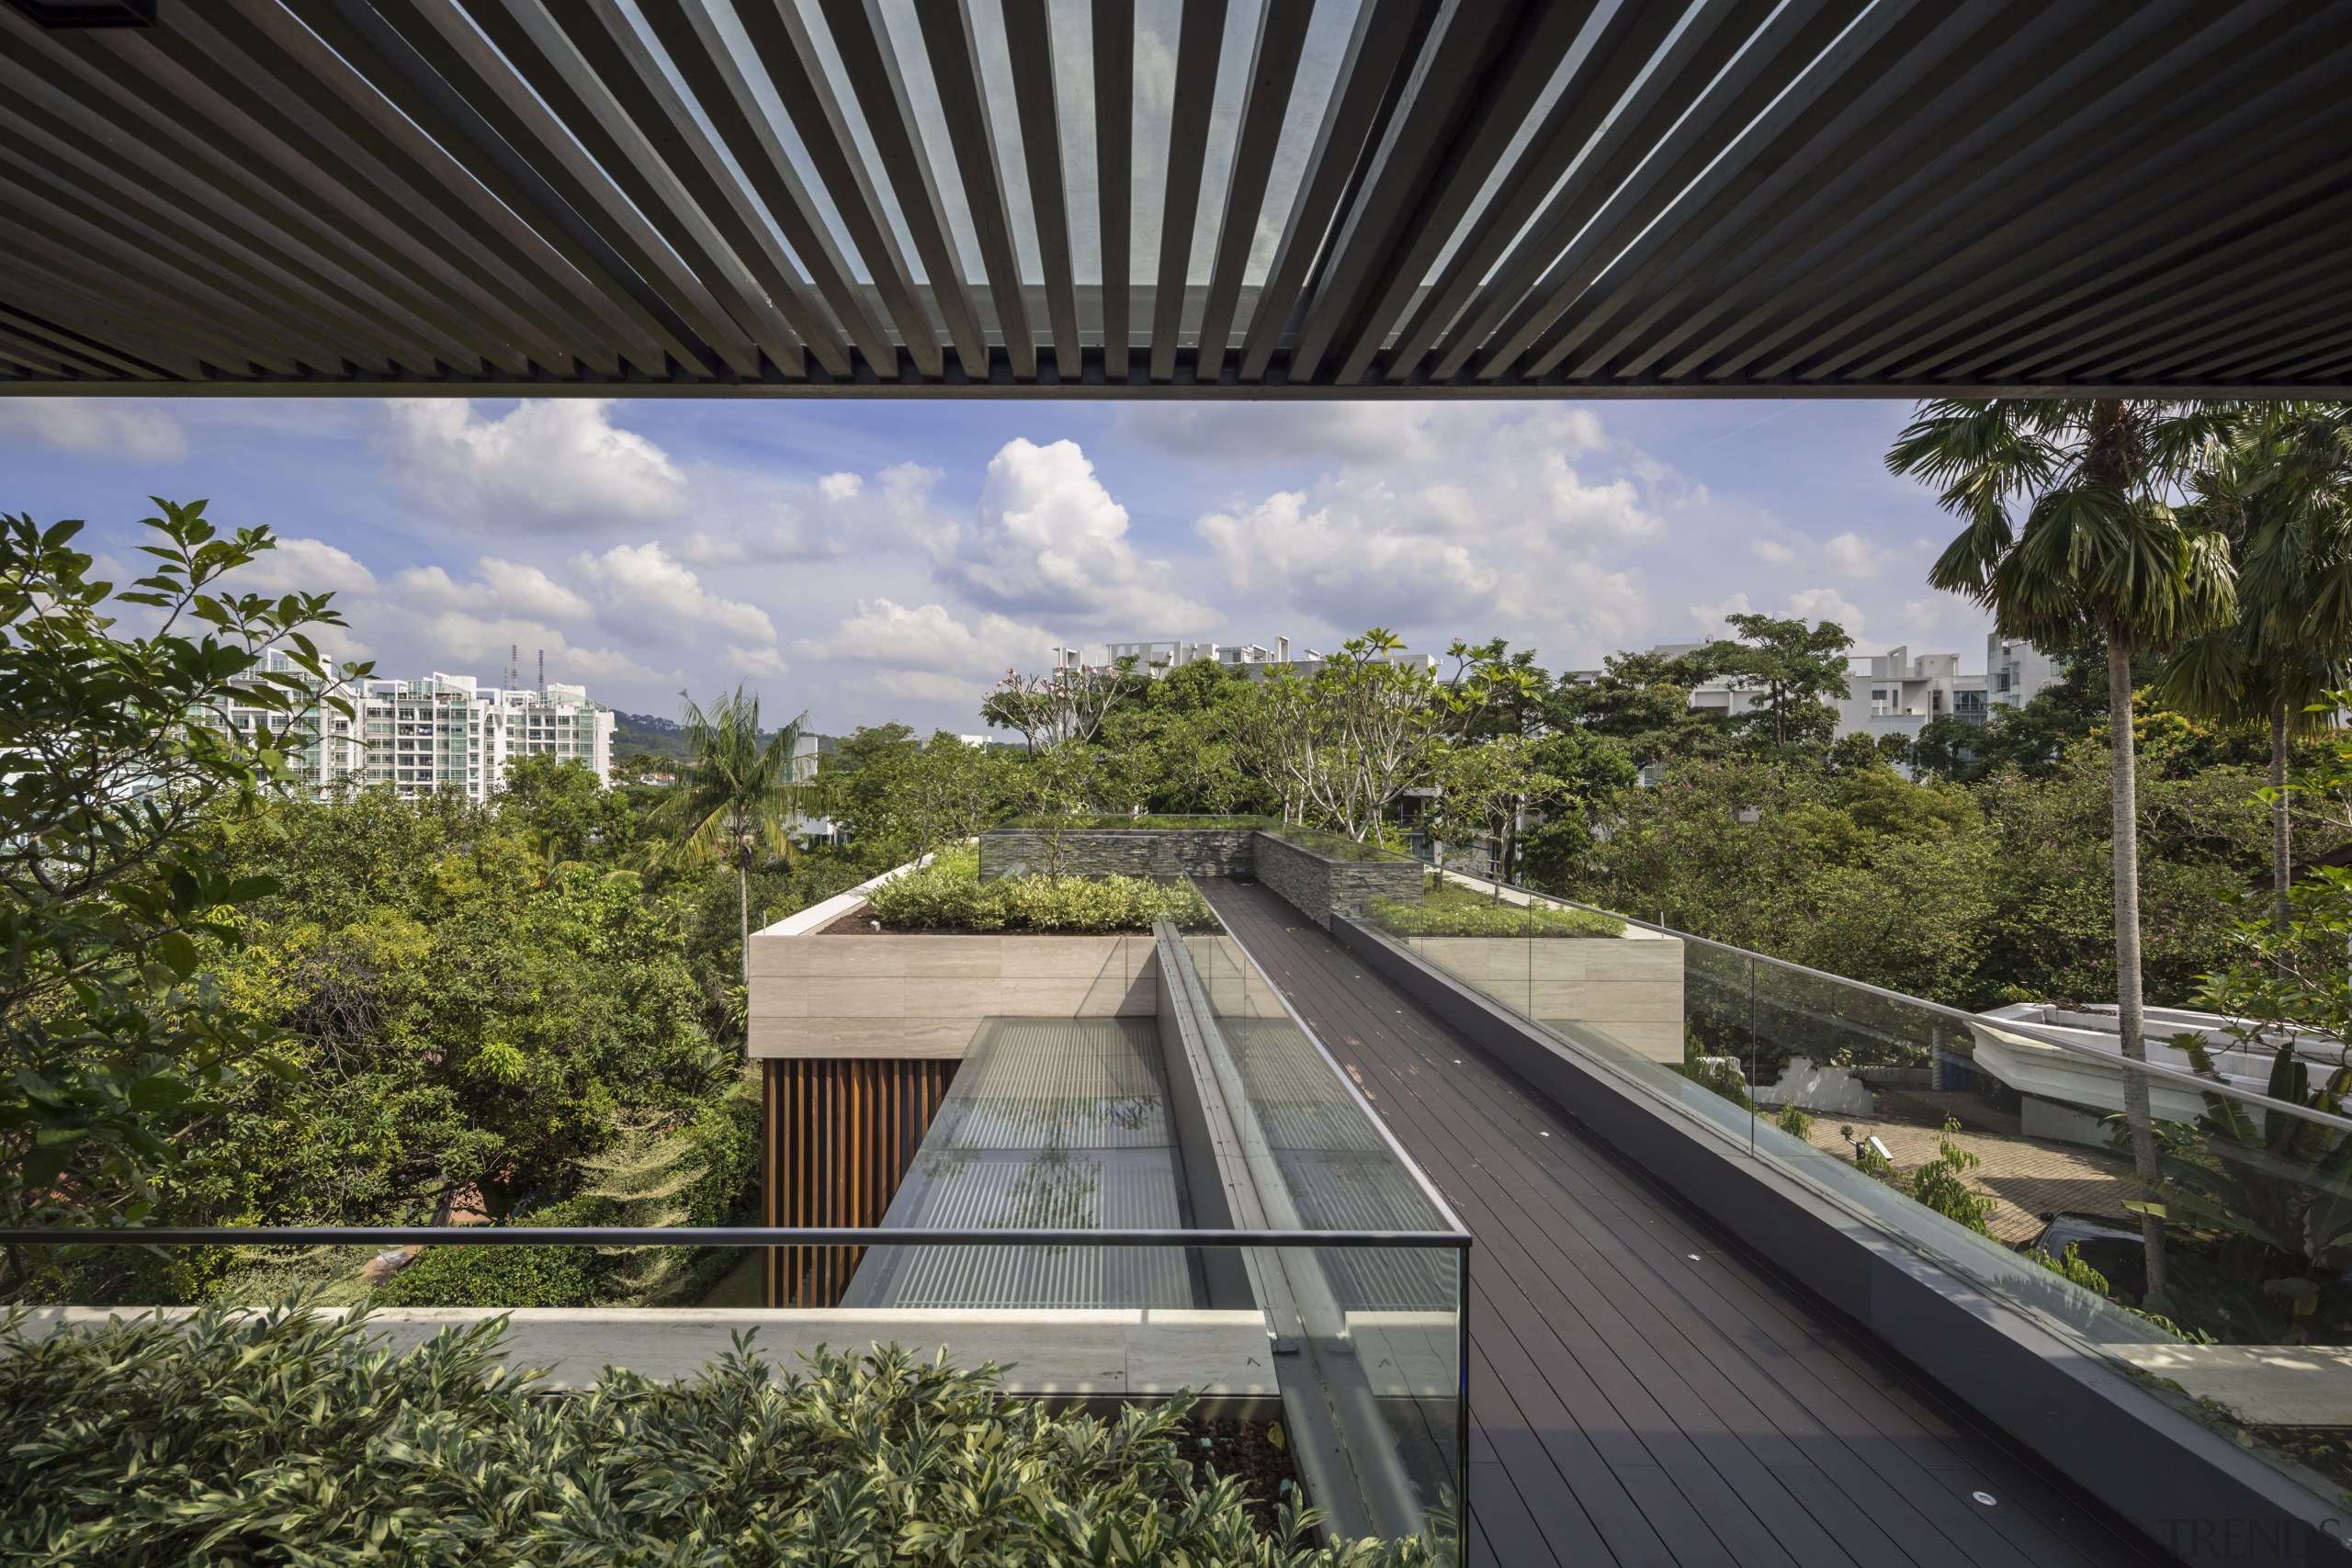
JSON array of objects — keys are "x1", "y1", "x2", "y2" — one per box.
[
  {"x1": 0, "y1": 1225, "x2": 1471, "y2": 1248},
  {"x1": 1413, "y1": 862, "x2": 2352, "y2": 1137}
]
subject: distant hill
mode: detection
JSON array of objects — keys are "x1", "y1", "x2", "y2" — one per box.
[
  {"x1": 612, "y1": 712, "x2": 690, "y2": 761},
  {"x1": 610, "y1": 713, "x2": 831, "y2": 765}
]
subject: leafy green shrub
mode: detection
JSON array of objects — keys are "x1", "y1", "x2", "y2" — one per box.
[
  {"x1": 870, "y1": 852, "x2": 1216, "y2": 932},
  {"x1": 1900, "y1": 1119, "x2": 1997, "y2": 1235},
  {"x1": 0, "y1": 1304, "x2": 1432, "y2": 1566},
  {"x1": 371, "y1": 1242, "x2": 598, "y2": 1308},
  {"x1": 372, "y1": 1201, "x2": 605, "y2": 1308},
  {"x1": 1364, "y1": 891, "x2": 1623, "y2": 938},
  {"x1": 2030, "y1": 1242, "x2": 2112, "y2": 1296},
  {"x1": 1774, "y1": 1101, "x2": 1813, "y2": 1140},
  {"x1": 998, "y1": 814, "x2": 1281, "y2": 831},
  {"x1": 1674, "y1": 1053, "x2": 1752, "y2": 1110}
]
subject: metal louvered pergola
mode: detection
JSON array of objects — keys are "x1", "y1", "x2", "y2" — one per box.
[{"x1": 1, "y1": 0, "x2": 2347, "y2": 399}]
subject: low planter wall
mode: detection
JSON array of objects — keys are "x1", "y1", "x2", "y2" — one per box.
[
  {"x1": 747, "y1": 931, "x2": 1156, "y2": 1058},
  {"x1": 1253, "y1": 831, "x2": 1422, "y2": 927},
  {"x1": 16, "y1": 1304, "x2": 1272, "y2": 1398},
  {"x1": 977, "y1": 829, "x2": 1257, "y2": 881}
]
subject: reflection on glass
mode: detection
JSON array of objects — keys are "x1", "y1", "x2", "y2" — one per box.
[{"x1": 1378, "y1": 863, "x2": 2352, "y2": 1508}]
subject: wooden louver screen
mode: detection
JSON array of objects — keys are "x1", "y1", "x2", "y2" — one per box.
[{"x1": 763, "y1": 1056, "x2": 957, "y2": 1307}]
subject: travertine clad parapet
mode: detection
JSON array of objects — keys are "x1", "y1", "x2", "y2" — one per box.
[
  {"x1": 1394, "y1": 932, "x2": 1687, "y2": 1063},
  {"x1": 746, "y1": 931, "x2": 1156, "y2": 1059}
]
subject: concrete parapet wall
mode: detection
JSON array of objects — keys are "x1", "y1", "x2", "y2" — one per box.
[
  {"x1": 748, "y1": 932, "x2": 1156, "y2": 1058},
  {"x1": 977, "y1": 829, "x2": 1257, "y2": 881}
]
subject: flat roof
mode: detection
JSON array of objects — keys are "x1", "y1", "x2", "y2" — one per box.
[{"x1": 2, "y1": 2, "x2": 2344, "y2": 397}]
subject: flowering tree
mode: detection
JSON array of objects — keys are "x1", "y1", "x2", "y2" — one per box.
[{"x1": 1236, "y1": 629, "x2": 1446, "y2": 841}]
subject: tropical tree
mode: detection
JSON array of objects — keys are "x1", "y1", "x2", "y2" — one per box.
[
  {"x1": 2158, "y1": 405, "x2": 2352, "y2": 925},
  {"x1": 646, "y1": 689, "x2": 812, "y2": 995},
  {"x1": 1704, "y1": 613, "x2": 1854, "y2": 749},
  {"x1": 1887, "y1": 398, "x2": 2238, "y2": 1308},
  {"x1": 1234, "y1": 629, "x2": 1446, "y2": 840},
  {"x1": 0, "y1": 502, "x2": 363, "y2": 1248}
]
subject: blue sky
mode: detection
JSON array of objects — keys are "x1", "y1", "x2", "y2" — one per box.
[{"x1": 0, "y1": 396, "x2": 1981, "y2": 735}]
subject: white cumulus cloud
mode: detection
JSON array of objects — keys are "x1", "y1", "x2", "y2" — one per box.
[
  {"x1": 808, "y1": 598, "x2": 1055, "y2": 699},
  {"x1": 385, "y1": 400, "x2": 685, "y2": 531},
  {"x1": 573, "y1": 541, "x2": 775, "y2": 646},
  {"x1": 957, "y1": 438, "x2": 1210, "y2": 628},
  {"x1": 1787, "y1": 587, "x2": 1866, "y2": 633},
  {"x1": 1193, "y1": 406, "x2": 1657, "y2": 648},
  {"x1": 1824, "y1": 530, "x2": 1891, "y2": 579},
  {"x1": 391, "y1": 558, "x2": 591, "y2": 623},
  {"x1": 0, "y1": 400, "x2": 185, "y2": 462}
]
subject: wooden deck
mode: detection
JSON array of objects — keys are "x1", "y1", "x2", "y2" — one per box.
[{"x1": 1200, "y1": 879, "x2": 2171, "y2": 1568}]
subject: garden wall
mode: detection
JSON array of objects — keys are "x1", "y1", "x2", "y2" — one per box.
[
  {"x1": 1253, "y1": 831, "x2": 1423, "y2": 926},
  {"x1": 976, "y1": 828, "x2": 1257, "y2": 881}
]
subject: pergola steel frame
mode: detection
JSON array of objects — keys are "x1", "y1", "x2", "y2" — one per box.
[{"x1": 0, "y1": 0, "x2": 2343, "y2": 398}]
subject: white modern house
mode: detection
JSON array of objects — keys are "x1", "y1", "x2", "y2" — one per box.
[
  {"x1": 1596, "y1": 634, "x2": 2065, "y2": 745},
  {"x1": 1087, "y1": 638, "x2": 1438, "y2": 680}
]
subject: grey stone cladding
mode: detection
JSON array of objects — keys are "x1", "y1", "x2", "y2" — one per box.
[
  {"x1": 978, "y1": 829, "x2": 1257, "y2": 882},
  {"x1": 1251, "y1": 831, "x2": 1423, "y2": 927}
]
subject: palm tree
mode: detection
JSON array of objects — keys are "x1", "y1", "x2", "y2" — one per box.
[
  {"x1": 647, "y1": 687, "x2": 812, "y2": 997},
  {"x1": 2159, "y1": 406, "x2": 2352, "y2": 926},
  {"x1": 1887, "y1": 399, "x2": 2237, "y2": 1309}
]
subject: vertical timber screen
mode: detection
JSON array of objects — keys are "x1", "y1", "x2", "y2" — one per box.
[{"x1": 762, "y1": 1058, "x2": 959, "y2": 1305}]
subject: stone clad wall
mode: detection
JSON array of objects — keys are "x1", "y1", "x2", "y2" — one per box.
[
  {"x1": 1253, "y1": 832, "x2": 1422, "y2": 927},
  {"x1": 977, "y1": 829, "x2": 1257, "y2": 882}
]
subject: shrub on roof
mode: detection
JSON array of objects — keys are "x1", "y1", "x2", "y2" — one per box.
[
  {"x1": 0, "y1": 1303, "x2": 1433, "y2": 1566},
  {"x1": 1363, "y1": 893, "x2": 1623, "y2": 938},
  {"x1": 869, "y1": 851, "x2": 1216, "y2": 932}
]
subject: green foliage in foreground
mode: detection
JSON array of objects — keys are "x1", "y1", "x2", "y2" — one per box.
[
  {"x1": 1363, "y1": 889, "x2": 1623, "y2": 938},
  {"x1": 0, "y1": 1304, "x2": 1432, "y2": 1567},
  {"x1": 870, "y1": 852, "x2": 1216, "y2": 932}
]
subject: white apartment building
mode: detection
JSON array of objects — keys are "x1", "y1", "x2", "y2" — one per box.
[
  {"x1": 357, "y1": 673, "x2": 615, "y2": 801},
  {"x1": 214, "y1": 649, "x2": 368, "y2": 793},
  {"x1": 219, "y1": 657, "x2": 615, "y2": 801}
]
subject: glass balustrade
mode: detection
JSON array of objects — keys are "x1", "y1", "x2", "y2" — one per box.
[{"x1": 1359, "y1": 863, "x2": 2352, "y2": 1508}]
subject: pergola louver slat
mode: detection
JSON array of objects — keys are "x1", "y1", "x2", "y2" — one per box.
[
  {"x1": 1092, "y1": 0, "x2": 1133, "y2": 382},
  {"x1": 1191, "y1": 0, "x2": 1314, "y2": 386},
  {"x1": 915, "y1": 0, "x2": 1035, "y2": 382},
  {"x1": 1148, "y1": 0, "x2": 1227, "y2": 384},
  {"x1": 817, "y1": 0, "x2": 991, "y2": 381},
  {"x1": 732, "y1": 0, "x2": 944, "y2": 378},
  {"x1": 0, "y1": 1, "x2": 2339, "y2": 394},
  {"x1": 1001, "y1": 0, "x2": 1080, "y2": 381}
]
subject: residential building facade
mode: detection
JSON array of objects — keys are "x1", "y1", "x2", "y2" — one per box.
[
  {"x1": 1595, "y1": 635, "x2": 2066, "y2": 745},
  {"x1": 219, "y1": 658, "x2": 615, "y2": 801},
  {"x1": 357, "y1": 673, "x2": 615, "y2": 801}
]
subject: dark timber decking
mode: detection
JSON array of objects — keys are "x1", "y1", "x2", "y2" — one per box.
[{"x1": 1200, "y1": 879, "x2": 2171, "y2": 1568}]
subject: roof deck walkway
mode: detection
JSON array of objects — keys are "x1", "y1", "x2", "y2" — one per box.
[{"x1": 1198, "y1": 877, "x2": 2171, "y2": 1568}]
